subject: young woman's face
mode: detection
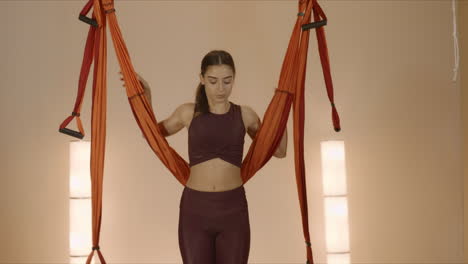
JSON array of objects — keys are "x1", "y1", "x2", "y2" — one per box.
[{"x1": 199, "y1": 64, "x2": 235, "y2": 103}]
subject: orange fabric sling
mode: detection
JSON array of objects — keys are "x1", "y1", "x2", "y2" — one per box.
[{"x1": 58, "y1": 0, "x2": 341, "y2": 263}]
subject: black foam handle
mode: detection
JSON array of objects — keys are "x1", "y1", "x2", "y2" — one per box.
[
  {"x1": 78, "y1": 14, "x2": 98, "y2": 27},
  {"x1": 59, "y1": 128, "x2": 84, "y2": 139},
  {"x1": 301, "y1": 19, "x2": 327, "y2": 30}
]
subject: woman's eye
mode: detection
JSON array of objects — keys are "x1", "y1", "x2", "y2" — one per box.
[{"x1": 209, "y1": 81, "x2": 231, "y2": 84}]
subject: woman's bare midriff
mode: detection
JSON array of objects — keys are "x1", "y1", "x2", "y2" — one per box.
[{"x1": 186, "y1": 159, "x2": 243, "y2": 192}]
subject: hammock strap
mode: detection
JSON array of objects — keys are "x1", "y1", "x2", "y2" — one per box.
[{"x1": 58, "y1": 0, "x2": 98, "y2": 139}]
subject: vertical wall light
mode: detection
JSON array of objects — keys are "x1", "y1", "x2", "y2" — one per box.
[
  {"x1": 69, "y1": 140, "x2": 95, "y2": 264},
  {"x1": 320, "y1": 140, "x2": 350, "y2": 264}
]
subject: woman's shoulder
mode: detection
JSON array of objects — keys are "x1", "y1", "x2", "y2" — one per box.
[
  {"x1": 181, "y1": 102, "x2": 195, "y2": 110},
  {"x1": 239, "y1": 103, "x2": 260, "y2": 132},
  {"x1": 177, "y1": 102, "x2": 195, "y2": 127},
  {"x1": 239, "y1": 103, "x2": 258, "y2": 118}
]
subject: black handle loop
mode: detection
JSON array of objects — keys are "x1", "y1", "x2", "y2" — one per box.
[
  {"x1": 301, "y1": 19, "x2": 327, "y2": 30},
  {"x1": 59, "y1": 128, "x2": 84, "y2": 139},
  {"x1": 78, "y1": 14, "x2": 98, "y2": 27}
]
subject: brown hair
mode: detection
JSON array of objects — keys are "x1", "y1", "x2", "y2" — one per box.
[{"x1": 194, "y1": 50, "x2": 236, "y2": 118}]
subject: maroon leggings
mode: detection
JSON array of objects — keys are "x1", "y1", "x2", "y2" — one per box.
[{"x1": 178, "y1": 184, "x2": 250, "y2": 264}]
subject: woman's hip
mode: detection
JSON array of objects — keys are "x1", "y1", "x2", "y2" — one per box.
[{"x1": 179, "y1": 184, "x2": 248, "y2": 218}]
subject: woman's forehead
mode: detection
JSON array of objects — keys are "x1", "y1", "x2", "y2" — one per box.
[{"x1": 206, "y1": 65, "x2": 233, "y2": 75}]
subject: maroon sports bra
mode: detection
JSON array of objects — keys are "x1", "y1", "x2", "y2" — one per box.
[{"x1": 188, "y1": 101, "x2": 246, "y2": 168}]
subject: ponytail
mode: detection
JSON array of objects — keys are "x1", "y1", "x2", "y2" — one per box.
[{"x1": 194, "y1": 82, "x2": 209, "y2": 118}]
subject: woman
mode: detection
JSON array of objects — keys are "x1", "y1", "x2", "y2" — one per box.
[{"x1": 119, "y1": 50, "x2": 288, "y2": 264}]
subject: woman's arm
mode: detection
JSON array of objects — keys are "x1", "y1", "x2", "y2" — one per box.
[
  {"x1": 143, "y1": 85, "x2": 152, "y2": 108},
  {"x1": 118, "y1": 71, "x2": 167, "y2": 137},
  {"x1": 244, "y1": 105, "x2": 287, "y2": 158},
  {"x1": 118, "y1": 71, "x2": 153, "y2": 106}
]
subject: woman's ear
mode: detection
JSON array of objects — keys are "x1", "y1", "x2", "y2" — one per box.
[{"x1": 199, "y1": 73, "x2": 205, "y2": 85}]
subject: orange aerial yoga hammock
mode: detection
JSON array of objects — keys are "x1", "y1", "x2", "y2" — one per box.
[{"x1": 58, "y1": 0, "x2": 341, "y2": 263}]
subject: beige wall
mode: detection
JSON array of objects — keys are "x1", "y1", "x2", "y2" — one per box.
[
  {"x1": 462, "y1": 0, "x2": 468, "y2": 263},
  {"x1": 1, "y1": 1, "x2": 464, "y2": 264}
]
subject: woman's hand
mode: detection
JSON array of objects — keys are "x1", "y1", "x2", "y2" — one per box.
[
  {"x1": 118, "y1": 71, "x2": 152, "y2": 138},
  {"x1": 118, "y1": 71, "x2": 149, "y2": 90}
]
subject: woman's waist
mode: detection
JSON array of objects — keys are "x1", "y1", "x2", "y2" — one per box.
[
  {"x1": 188, "y1": 162, "x2": 241, "y2": 190},
  {"x1": 186, "y1": 173, "x2": 243, "y2": 192},
  {"x1": 180, "y1": 184, "x2": 248, "y2": 216}
]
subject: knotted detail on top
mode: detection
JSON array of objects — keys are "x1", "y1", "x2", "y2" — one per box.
[
  {"x1": 128, "y1": 91, "x2": 145, "y2": 100},
  {"x1": 275, "y1": 88, "x2": 295, "y2": 98},
  {"x1": 102, "y1": 1, "x2": 115, "y2": 14},
  {"x1": 188, "y1": 102, "x2": 245, "y2": 168}
]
